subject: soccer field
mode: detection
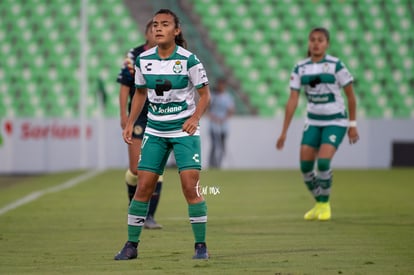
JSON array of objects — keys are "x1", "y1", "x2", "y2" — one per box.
[{"x1": 0, "y1": 169, "x2": 413, "y2": 274}]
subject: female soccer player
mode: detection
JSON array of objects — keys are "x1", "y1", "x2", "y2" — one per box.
[
  {"x1": 117, "y1": 20, "x2": 163, "y2": 229},
  {"x1": 114, "y1": 9, "x2": 211, "y2": 260},
  {"x1": 276, "y1": 27, "x2": 359, "y2": 221}
]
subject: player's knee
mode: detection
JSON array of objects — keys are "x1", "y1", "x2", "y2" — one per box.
[
  {"x1": 125, "y1": 169, "x2": 138, "y2": 186},
  {"x1": 317, "y1": 158, "x2": 331, "y2": 172},
  {"x1": 182, "y1": 182, "x2": 201, "y2": 202}
]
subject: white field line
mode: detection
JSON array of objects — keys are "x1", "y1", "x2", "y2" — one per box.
[{"x1": 0, "y1": 170, "x2": 101, "y2": 216}]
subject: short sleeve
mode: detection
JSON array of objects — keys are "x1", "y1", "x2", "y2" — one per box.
[
  {"x1": 336, "y1": 61, "x2": 353, "y2": 87},
  {"x1": 289, "y1": 64, "x2": 301, "y2": 91},
  {"x1": 188, "y1": 55, "x2": 209, "y2": 88},
  {"x1": 134, "y1": 56, "x2": 146, "y2": 88}
]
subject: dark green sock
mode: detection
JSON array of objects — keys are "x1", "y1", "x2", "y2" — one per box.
[
  {"x1": 188, "y1": 201, "x2": 207, "y2": 243},
  {"x1": 127, "y1": 200, "x2": 149, "y2": 243}
]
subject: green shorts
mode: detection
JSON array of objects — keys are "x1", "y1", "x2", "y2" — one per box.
[
  {"x1": 138, "y1": 134, "x2": 202, "y2": 174},
  {"x1": 301, "y1": 124, "x2": 347, "y2": 149}
]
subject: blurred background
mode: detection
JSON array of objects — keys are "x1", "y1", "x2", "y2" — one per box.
[{"x1": 0, "y1": 0, "x2": 413, "y2": 173}]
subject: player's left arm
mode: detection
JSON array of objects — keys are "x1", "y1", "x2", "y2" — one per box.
[
  {"x1": 183, "y1": 85, "x2": 211, "y2": 135},
  {"x1": 183, "y1": 55, "x2": 211, "y2": 135},
  {"x1": 336, "y1": 60, "x2": 359, "y2": 144},
  {"x1": 343, "y1": 83, "x2": 359, "y2": 144}
]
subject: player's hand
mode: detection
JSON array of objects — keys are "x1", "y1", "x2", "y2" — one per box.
[
  {"x1": 183, "y1": 116, "x2": 199, "y2": 136},
  {"x1": 276, "y1": 134, "x2": 286, "y2": 150},
  {"x1": 122, "y1": 124, "x2": 133, "y2": 144},
  {"x1": 348, "y1": 127, "x2": 359, "y2": 145}
]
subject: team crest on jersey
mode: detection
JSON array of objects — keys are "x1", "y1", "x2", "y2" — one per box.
[{"x1": 173, "y1": 61, "x2": 183, "y2": 73}]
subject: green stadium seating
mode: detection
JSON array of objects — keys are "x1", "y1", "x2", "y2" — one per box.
[
  {"x1": 0, "y1": 0, "x2": 413, "y2": 118},
  {"x1": 0, "y1": 0, "x2": 143, "y2": 118},
  {"x1": 192, "y1": 0, "x2": 414, "y2": 118}
]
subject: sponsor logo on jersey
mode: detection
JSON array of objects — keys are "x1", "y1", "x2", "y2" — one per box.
[
  {"x1": 145, "y1": 62, "x2": 152, "y2": 71},
  {"x1": 149, "y1": 104, "x2": 183, "y2": 114},
  {"x1": 308, "y1": 95, "x2": 329, "y2": 102},
  {"x1": 198, "y1": 67, "x2": 207, "y2": 80},
  {"x1": 155, "y1": 79, "x2": 172, "y2": 96}
]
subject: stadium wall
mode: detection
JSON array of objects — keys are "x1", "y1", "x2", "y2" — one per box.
[{"x1": 0, "y1": 118, "x2": 412, "y2": 173}]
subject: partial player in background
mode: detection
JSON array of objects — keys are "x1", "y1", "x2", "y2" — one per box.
[
  {"x1": 114, "y1": 9, "x2": 211, "y2": 260},
  {"x1": 117, "y1": 20, "x2": 163, "y2": 229},
  {"x1": 276, "y1": 27, "x2": 359, "y2": 221},
  {"x1": 207, "y1": 77, "x2": 235, "y2": 168}
]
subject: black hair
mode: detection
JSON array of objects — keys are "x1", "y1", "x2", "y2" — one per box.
[
  {"x1": 154, "y1": 9, "x2": 187, "y2": 49},
  {"x1": 144, "y1": 20, "x2": 152, "y2": 45},
  {"x1": 145, "y1": 20, "x2": 152, "y2": 33},
  {"x1": 307, "y1": 27, "x2": 330, "y2": 57}
]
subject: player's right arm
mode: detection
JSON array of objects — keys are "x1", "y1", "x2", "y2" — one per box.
[
  {"x1": 276, "y1": 64, "x2": 301, "y2": 150},
  {"x1": 123, "y1": 87, "x2": 147, "y2": 144},
  {"x1": 276, "y1": 89, "x2": 299, "y2": 150}
]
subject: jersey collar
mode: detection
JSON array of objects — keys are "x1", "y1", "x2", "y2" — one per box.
[{"x1": 155, "y1": 45, "x2": 178, "y2": 60}]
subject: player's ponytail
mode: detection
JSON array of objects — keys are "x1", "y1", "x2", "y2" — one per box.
[
  {"x1": 175, "y1": 32, "x2": 187, "y2": 49},
  {"x1": 154, "y1": 9, "x2": 187, "y2": 49}
]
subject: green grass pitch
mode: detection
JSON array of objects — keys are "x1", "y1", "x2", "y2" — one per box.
[{"x1": 0, "y1": 168, "x2": 413, "y2": 274}]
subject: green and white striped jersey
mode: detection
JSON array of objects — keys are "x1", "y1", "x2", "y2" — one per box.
[
  {"x1": 135, "y1": 45, "x2": 209, "y2": 137},
  {"x1": 290, "y1": 54, "x2": 354, "y2": 127}
]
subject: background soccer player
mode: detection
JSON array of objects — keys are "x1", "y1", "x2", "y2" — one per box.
[
  {"x1": 117, "y1": 20, "x2": 163, "y2": 229},
  {"x1": 276, "y1": 27, "x2": 359, "y2": 221},
  {"x1": 207, "y1": 77, "x2": 235, "y2": 169},
  {"x1": 114, "y1": 9, "x2": 211, "y2": 260}
]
